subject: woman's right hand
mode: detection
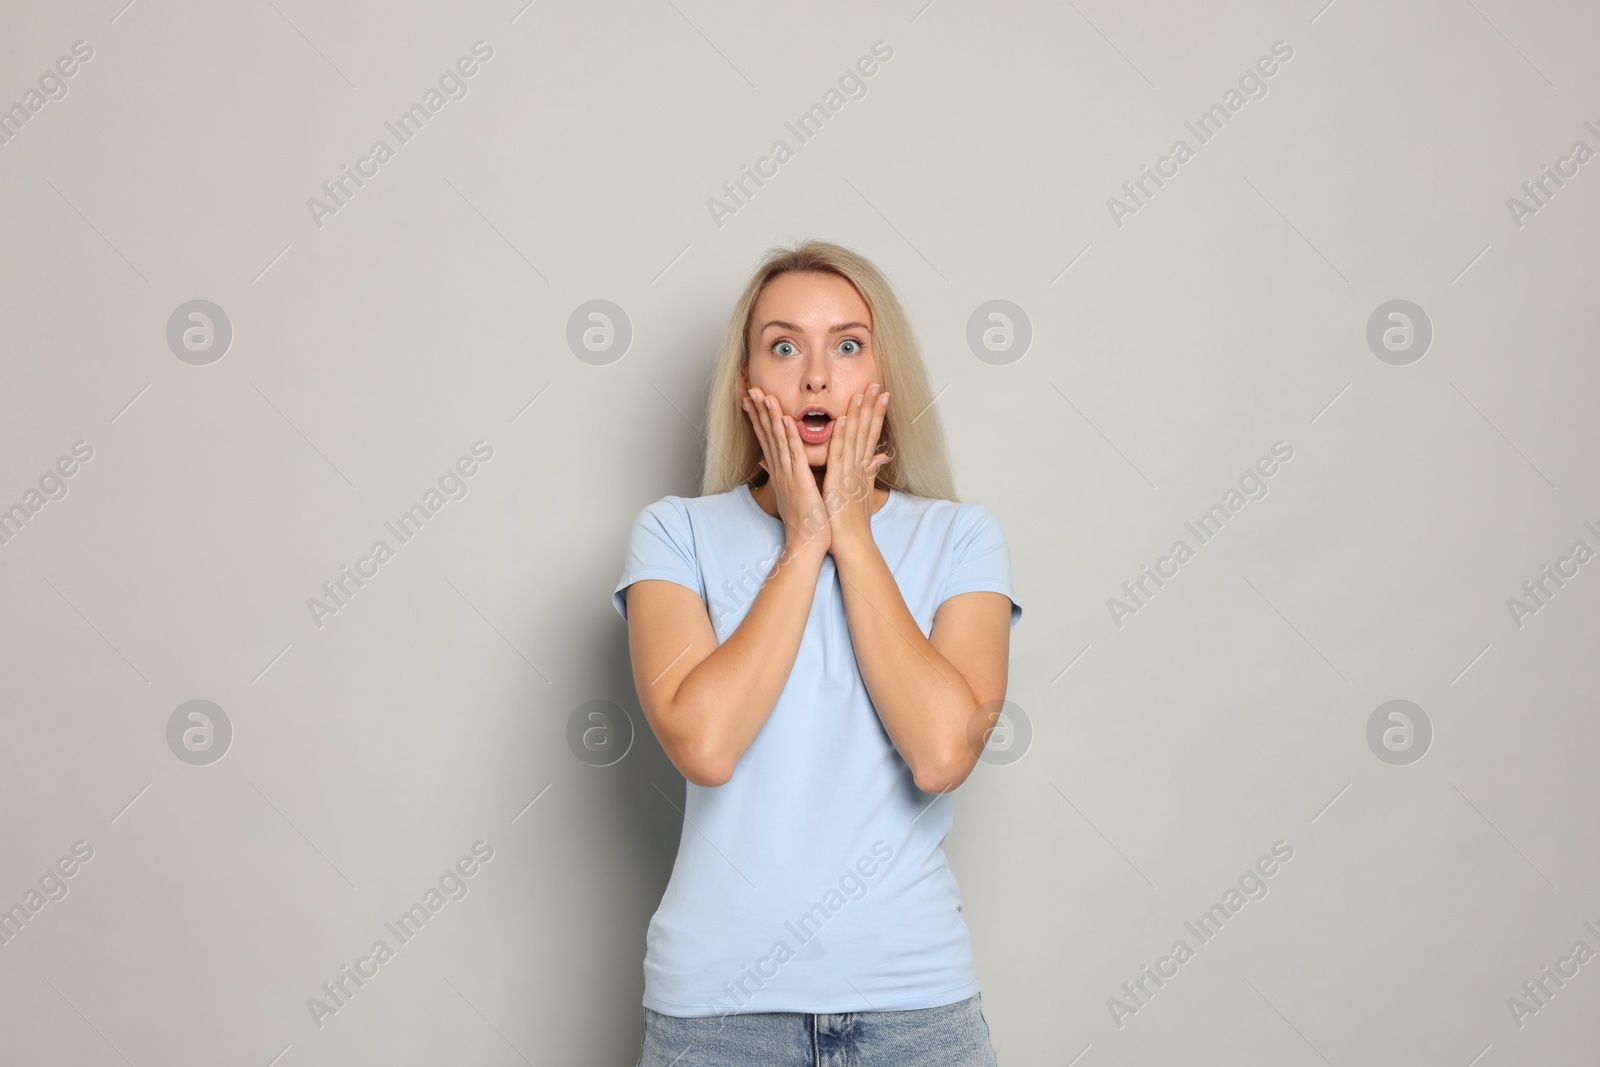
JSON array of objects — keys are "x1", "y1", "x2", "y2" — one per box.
[{"x1": 743, "y1": 387, "x2": 830, "y2": 556}]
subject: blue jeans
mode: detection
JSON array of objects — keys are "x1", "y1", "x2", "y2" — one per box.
[{"x1": 634, "y1": 992, "x2": 998, "y2": 1066}]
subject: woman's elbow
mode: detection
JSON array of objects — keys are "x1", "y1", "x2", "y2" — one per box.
[
  {"x1": 684, "y1": 758, "x2": 733, "y2": 788},
  {"x1": 913, "y1": 751, "x2": 975, "y2": 795},
  {"x1": 647, "y1": 696, "x2": 733, "y2": 786},
  {"x1": 668, "y1": 734, "x2": 735, "y2": 787}
]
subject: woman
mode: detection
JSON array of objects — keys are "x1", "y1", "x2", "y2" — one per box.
[{"x1": 612, "y1": 239, "x2": 1021, "y2": 1065}]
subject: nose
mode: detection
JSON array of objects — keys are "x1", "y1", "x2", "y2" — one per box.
[{"x1": 802, "y1": 351, "x2": 830, "y2": 393}]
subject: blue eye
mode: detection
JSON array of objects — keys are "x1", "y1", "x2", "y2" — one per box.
[
  {"x1": 840, "y1": 338, "x2": 861, "y2": 355},
  {"x1": 771, "y1": 340, "x2": 796, "y2": 356}
]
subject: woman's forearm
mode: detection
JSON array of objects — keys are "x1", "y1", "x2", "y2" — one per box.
[
  {"x1": 667, "y1": 539, "x2": 827, "y2": 784},
  {"x1": 830, "y1": 536, "x2": 979, "y2": 793}
]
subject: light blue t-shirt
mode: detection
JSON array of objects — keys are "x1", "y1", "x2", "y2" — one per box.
[{"x1": 611, "y1": 482, "x2": 1021, "y2": 1018}]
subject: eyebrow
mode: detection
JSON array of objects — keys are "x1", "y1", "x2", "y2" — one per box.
[{"x1": 758, "y1": 320, "x2": 871, "y2": 334}]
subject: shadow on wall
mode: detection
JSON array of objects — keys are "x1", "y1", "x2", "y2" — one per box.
[{"x1": 581, "y1": 590, "x2": 693, "y2": 1056}]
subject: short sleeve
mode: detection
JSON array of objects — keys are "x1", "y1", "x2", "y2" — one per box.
[
  {"x1": 936, "y1": 503, "x2": 1022, "y2": 628},
  {"x1": 612, "y1": 498, "x2": 705, "y2": 621}
]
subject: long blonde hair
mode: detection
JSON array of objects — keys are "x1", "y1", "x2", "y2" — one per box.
[{"x1": 700, "y1": 240, "x2": 957, "y2": 502}]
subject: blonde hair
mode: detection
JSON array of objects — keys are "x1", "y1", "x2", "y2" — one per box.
[{"x1": 700, "y1": 239, "x2": 957, "y2": 502}]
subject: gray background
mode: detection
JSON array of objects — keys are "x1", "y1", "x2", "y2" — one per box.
[{"x1": 2, "y1": 0, "x2": 1597, "y2": 1064}]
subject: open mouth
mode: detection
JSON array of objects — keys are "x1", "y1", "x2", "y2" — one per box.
[{"x1": 797, "y1": 407, "x2": 834, "y2": 442}]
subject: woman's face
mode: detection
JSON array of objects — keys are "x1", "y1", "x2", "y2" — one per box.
[{"x1": 740, "y1": 271, "x2": 881, "y2": 470}]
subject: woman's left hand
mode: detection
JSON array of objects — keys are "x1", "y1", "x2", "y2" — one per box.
[{"x1": 823, "y1": 382, "x2": 891, "y2": 554}]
